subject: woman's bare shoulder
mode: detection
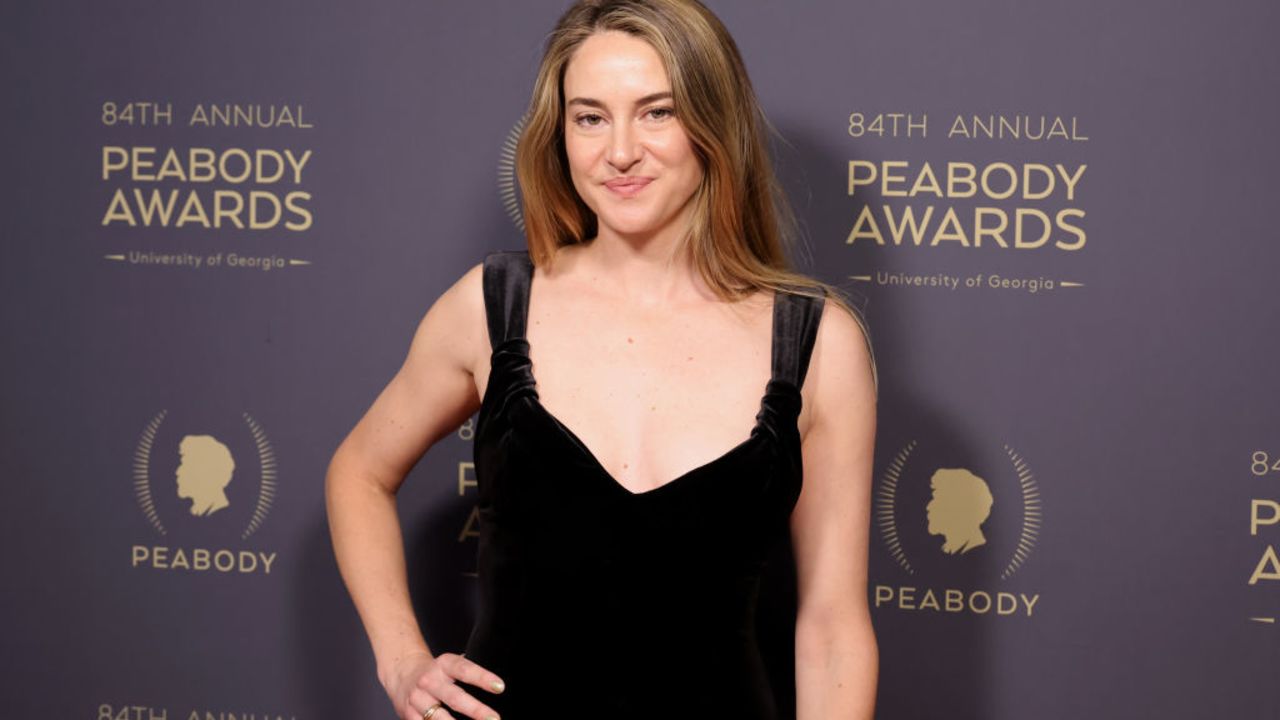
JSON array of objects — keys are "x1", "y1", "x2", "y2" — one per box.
[
  {"x1": 807, "y1": 297, "x2": 878, "y2": 414},
  {"x1": 404, "y1": 258, "x2": 488, "y2": 379}
]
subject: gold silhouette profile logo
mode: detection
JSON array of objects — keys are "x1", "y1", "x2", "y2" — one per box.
[
  {"x1": 175, "y1": 434, "x2": 236, "y2": 516},
  {"x1": 925, "y1": 468, "x2": 994, "y2": 555},
  {"x1": 876, "y1": 440, "x2": 1041, "y2": 579},
  {"x1": 133, "y1": 409, "x2": 277, "y2": 539}
]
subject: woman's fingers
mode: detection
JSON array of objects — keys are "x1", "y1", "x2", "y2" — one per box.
[
  {"x1": 407, "y1": 687, "x2": 457, "y2": 720},
  {"x1": 409, "y1": 653, "x2": 502, "y2": 720},
  {"x1": 434, "y1": 681, "x2": 501, "y2": 720},
  {"x1": 443, "y1": 653, "x2": 507, "y2": 695}
]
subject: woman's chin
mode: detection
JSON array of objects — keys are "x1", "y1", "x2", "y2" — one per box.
[{"x1": 597, "y1": 213, "x2": 668, "y2": 238}]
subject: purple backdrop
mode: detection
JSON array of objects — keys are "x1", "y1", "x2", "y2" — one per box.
[{"x1": 2, "y1": 1, "x2": 1277, "y2": 718}]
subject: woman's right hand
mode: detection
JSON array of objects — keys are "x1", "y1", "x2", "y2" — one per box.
[{"x1": 385, "y1": 651, "x2": 506, "y2": 720}]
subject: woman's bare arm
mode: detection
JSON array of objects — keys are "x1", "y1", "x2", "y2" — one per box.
[
  {"x1": 325, "y1": 261, "x2": 487, "y2": 688},
  {"x1": 791, "y1": 301, "x2": 880, "y2": 720}
]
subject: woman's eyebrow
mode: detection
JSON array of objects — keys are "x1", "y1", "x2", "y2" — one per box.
[{"x1": 566, "y1": 91, "x2": 673, "y2": 109}]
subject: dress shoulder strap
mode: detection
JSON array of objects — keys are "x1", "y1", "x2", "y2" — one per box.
[
  {"x1": 481, "y1": 249, "x2": 534, "y2": 349},
  {"x1": 771, "y1": 289, "x2": 826, "y2": 389},
  {"x1": 481, "y1": 252, "x2": 824, "y2": 388}
]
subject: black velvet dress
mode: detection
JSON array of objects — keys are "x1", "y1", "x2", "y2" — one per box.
[{"x1": 463, "y1": 249, "x2": 824, "y2": 718}]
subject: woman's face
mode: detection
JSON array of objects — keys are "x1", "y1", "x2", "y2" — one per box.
[{"x1": 562, "y1": 30, "x2": 703, "y2": 242}]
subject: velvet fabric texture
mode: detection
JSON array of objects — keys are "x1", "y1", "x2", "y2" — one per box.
[{"x1": 463, "y1": 249, "x2": 823, "y2": 718}]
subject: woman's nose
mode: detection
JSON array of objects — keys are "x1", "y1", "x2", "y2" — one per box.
[{"x1": 607, "y1": 121, "x2": 641, "y2": 169}]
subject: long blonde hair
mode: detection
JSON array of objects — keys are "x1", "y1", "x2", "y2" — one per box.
[{"x1": 515, "y1": 0, "x2": 877, "y2": 394}]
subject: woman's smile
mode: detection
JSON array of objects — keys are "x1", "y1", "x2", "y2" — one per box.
[{"x1": 604, "y1": 176, "x2": 654, "y2": 197}]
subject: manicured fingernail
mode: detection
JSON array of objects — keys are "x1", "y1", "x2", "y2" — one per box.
[
  {"x1": 490, "y1": 680, "x2": 505, "y2": 693},
  {"x1": 486, "y1": 715, "x2": 500, "y2": 720}
]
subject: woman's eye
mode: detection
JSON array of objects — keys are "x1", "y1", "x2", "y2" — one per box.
[
  {"x1": 648, "y1": 107, "x2": 674, "y2": 120},
  {"x1": 574, "y1": 113, "x2": 604, "y2": 127}
]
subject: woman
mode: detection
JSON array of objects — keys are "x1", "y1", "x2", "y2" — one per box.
[{"x1": 325, "y1": 1, "x2": 879, "y2": 718}]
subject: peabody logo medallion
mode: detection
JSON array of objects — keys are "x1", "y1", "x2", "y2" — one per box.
[
  {"x1": 130, "y1": 409, "x2": 279, "y2": 574},
  {"x1": 873, "y1": 439, "x2": 1043, "y2": 617}
]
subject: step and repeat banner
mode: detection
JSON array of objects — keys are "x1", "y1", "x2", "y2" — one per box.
[{"x1": 2, "y1": 1, "x2": 1277, "y2": 718}]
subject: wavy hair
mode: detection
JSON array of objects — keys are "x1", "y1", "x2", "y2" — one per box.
[{"x1": 515, "y1": 0, "x2": 877, "y2": 394}]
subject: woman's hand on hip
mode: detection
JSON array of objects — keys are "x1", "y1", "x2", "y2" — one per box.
[{"x1": 385, "y1": 651, "x2": 506, "y2": 720}]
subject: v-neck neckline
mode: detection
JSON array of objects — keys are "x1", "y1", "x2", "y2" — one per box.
[
  {"x1": 530, "y1": 397, "x2": 768, "y2": 498},
  {"x1": 520, "y1": 281, "x2": 782, "y2": 498}
]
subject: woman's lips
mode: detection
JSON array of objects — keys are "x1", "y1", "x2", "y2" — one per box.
[{"x1": 604, "y1": 177, "x2": 652, "y2": 197}]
